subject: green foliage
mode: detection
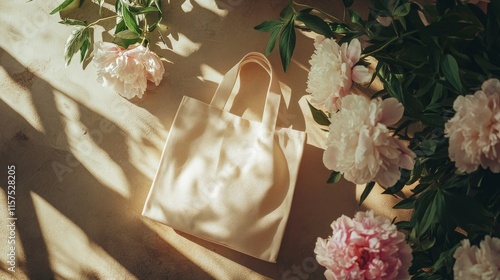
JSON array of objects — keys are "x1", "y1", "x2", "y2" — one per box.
[
  {"x1": 257, "y1": 0, "x2": 500, "y2": 278},
  {"x1": 326, "y1": 171, "x2": 342, "y2": 184},
  {"x1": 359, "y1": 181, "x2": 375, "y2": 205},
  {"x1": 255, "y1": 6, "x2": 296, "y2": 71},
  {"x1": 306, "y1": 100, "x2": 330, "y2": 126},
  {"x1": 51, "y1": 0, "x2": 164, "y2": 66},
  {"x1": 63, "y1": 26, "x2": 90, "y2": 66},
  {"x1": 50, "y1": 0, "x2": 82, "y2": 15},
  {"x1": 255, "y1": 5, "x2": 340, "y2": 71}
]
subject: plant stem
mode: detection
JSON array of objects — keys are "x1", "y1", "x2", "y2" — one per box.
[
  {"x1": 362, "y1": 30, "x2": 418, "y2": 58},
  {"x1": 88, "y1": 15, "x2": 119, "y2": 27},
  {"x1": 142, "y1": 16, "x2": 149, "y2": 46},
  {"x1": 291, "y1": 0, "x2": 341, "y2": 22}
]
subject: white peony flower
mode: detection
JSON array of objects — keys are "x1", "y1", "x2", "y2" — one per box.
[
  {"x1": 306, "y1": 36, "x2": 371, "y2": 113},
  {"x1": 453, "y1": 236, "x2": 500, "y2": 280},
  {"x1": 93, "y1": 42, "x2": 165, "y2": 99},
  {"x1": 445, "y1": 78, "x2": 500, "y2": 173},
  {"x1": 323, "y1": 94, "x2": 415, "y2": 187}
]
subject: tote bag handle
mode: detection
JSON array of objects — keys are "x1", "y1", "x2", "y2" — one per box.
[{"x1": 210, "y1": 52, "x2": 281, "y2": 131}]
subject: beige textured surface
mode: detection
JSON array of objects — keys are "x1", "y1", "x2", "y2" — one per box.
[{"x1": 0, "y1": 1, "x2": 409, "y2": 279}]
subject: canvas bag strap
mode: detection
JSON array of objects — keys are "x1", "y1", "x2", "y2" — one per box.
[{"x1": 210, "y1": 52, "x2": 281, "y2": 131}]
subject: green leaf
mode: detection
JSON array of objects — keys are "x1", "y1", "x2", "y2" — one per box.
[
  {"x1": 349, "y1": 9, "x2": 364, "y2": 26},
  {"x1": 359, "y1": 181, "x2": 375, "y2": 205},
  {"x1": 393, "y1": 196, "x2": 416, "y2": 209},
  {"x1": 50, "y1": 0, "x2": 77, "y2": 15},
  {"x1": 328, "y1": 22, "x2": 351, "y2": 34},
  {"x1": 138, "y1": 6, "x2": 160, "y2": 14},
  {"x1": 59, "y1": 19, "x2": 87, "y2": 26},
  {"x1": 408, "y1": 160, "x2": 424, "y2": 185},
  {"x1": 296, "y1": 12, "x2": 334, "y2": 38},
  {"x1": 113, "y1": 38, "x2": 141, "y2": 49},
  {"x1": 122, "y1": 4, "x2": 141, "y2": 34},
  {"x1": 436, "y1": 0, "x2": 454, "y2": 15},
  {"x1": 474, "y1": 55, "x2": 500, "y2": 71},
  {"x1": 430, "y1": 83, "x2": 443, "y2": 105},
  {"x1": 280, "y1": 5, "x2": 295, "y2": 20},
  {"x1": 441, "y1": 54, "x2": 463, "y2": 93},
  {"x1": 307, "y1": 100, "x2": 330, "y2": 126},
  {"x1": 425, "y1": 21, "x2": 479, "y2": 39},
  {"x1": 115, "y1": 0, "x2": 122, "y2": 15},
  {"x1": 395, "y1": 220, "x2": 412, "y2": 230},
  {"x1": 279, "y1": 21, "x2": 296, "y2": 72},
  {"x1": 64, "y1": 26, "x2": 89, "y2": 66},
  {"x1": 413, "y1": 191, "x2": 435, "y2": 236},
  {"x1": 254, "y1": 20, "x2": 282, "y2": 32},
  {"x1": 255, "y1": 20, "x2": 283, "y2": 56},
  {"x1": 419, "y1": 237, "x2": 436, "y2": 251},
  {"x1": 266, "y1": 27, "x2": 281, "y2": 56},
  {"x1": 115, "y1": 19, "x2": 127, "y2": 34},
  {"x1": 432, "y1": 243, "x2": 460, "y2": 272},
  {"x1": 327, "y1": 171, "x2": 342, "y2": 184},
  {"x1": 148, "y1": 16, "x2": 163, "y2": 32},
  {"x1": 393, "y1": 3, "x2": 411, "y2": 17},
  {"x1": 446, "y1": 193, "x2": 494, "y2": 233},
  {"x1": 420, "y1": 113, "x2": 445, "y2": 127},
  {"x1": 412, "y1": 182, "x2": 430, "y2": 195},
  {"x1": 382, "y1": 169, "x2": 410, "y2": 194},
  {"x1": 342, "y1": 0, "x2": 354, "y2": 8},
  {"x1": 417, "y1": 139, "x2": 438, "y2": 156},
  {"x1": 115, "y1": 29, "x2": 140, "y2": 39},
  {"x1": 79, "y1": 37, "x2": 90, "y2": 63},
  {"x1": 94, "y1": 0, "x2": 105, "y2": 14},
  {"x1": 154, "y1": 0, "x2": 162, "y2": 9}
]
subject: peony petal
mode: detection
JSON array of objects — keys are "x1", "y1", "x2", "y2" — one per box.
[
  {"x1": 482, "y1": 78, "x2": 500, "y2": 95},
  {"x1": 379, "y1": 98, "x2": 404, "y2": 126},
  {"x1": 92, "y1": 42, "x2": 164, "y2": 99},
  {"x1": 375, "y1": 163, "x2": 400, "y2": 187},
  {"x1": 355, "y1": 127, "x2": 373, "y2": 166},
  {"x1": 315, "y1": 211, "x2": 413, "y2": 280},
  {"x1": 323, "y1": 145, "x2": 342, "y2": 171},
  {"x1": 352, "y1": 65, "x2": 371, "y2": 85},
  {"x1": 346, "y1": 38, "x2": 362, "y2": 65},
  {"x1": 445, "y1": 79, "x2": 500, "y2": 173},
  {"x1": 314, "y1": 35, "x2": 326, "y2": 45},
  {"x1": 399, "y1": 154, "x2": 415, "y2": 170},
  {"x1": 376, "y1": 16, "x2": 393, "y2": 27}
]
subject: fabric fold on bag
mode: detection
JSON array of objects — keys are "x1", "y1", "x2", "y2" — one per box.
[{"x1": 142, "y1": 52, "x2": 306, "y2": 262}]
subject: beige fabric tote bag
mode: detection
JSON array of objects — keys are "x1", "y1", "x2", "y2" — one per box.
[{"x1": 142, "y1": 52, "x2": 306, "y2": 262}]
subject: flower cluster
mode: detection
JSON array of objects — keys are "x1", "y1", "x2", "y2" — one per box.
[
  {"x1": 307, "y1": 35, "x2": 415, "y2": 187},
  {"x1": 445, "y1": 78, "x2": 500, "y2": 173},
  {"x1": 307, "y1": 37, "x2": 371, "y2": 112},
  {"x1": 323, "y1": 95, "x2": 415, "y2": 187},
  {"x1": 257, "y1": 0, "x2": 500, "y2": 278},
  {"x1": 453, "y1": 235, "x2": 500, "y2": 279},
  {"x1": 51, "y1": 0, "x2": 165, "y2": 98},
  {"x1": 315, "y1": 211, "x2": 412, "y2": 280},
  {"x1": 93, "y1": 42, "x2": 165, "y2": 99}
]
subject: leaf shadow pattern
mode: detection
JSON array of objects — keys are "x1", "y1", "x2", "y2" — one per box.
[
  {"x1": 1, "y1": 0, "x2": 370, "y2": 278},
  {"x1": 0, "y1": 48, "x2": 213, "y2": 279}
]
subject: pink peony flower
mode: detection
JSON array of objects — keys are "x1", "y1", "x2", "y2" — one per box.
[
  {"x1": 306, "y1": 36, "x2": 371, "y2": 113},
  {"x1": 444, "y1": 78, "x2": 500, "y2": 173},
  {"x1": 315, "y1": 210, "x2": 413, "y2": 280},
  {"x1": 453, "y1": 235, "x2": 500, "y2": 280},
  {"x1": 93, "y1": 42, "x2": 165, "y2": 99},
  {"x1": 323, "y1": 94, "x2": 416, "y2": 187}
]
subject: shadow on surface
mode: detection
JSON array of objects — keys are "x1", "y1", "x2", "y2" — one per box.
[{"x1": 0, "y1": 48, "x2": 213, "y2": 279}]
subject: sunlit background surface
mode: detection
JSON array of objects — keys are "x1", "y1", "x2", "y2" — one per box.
[{"x1": 0, "y1": 0, "x2": 409, "y2": 279}]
